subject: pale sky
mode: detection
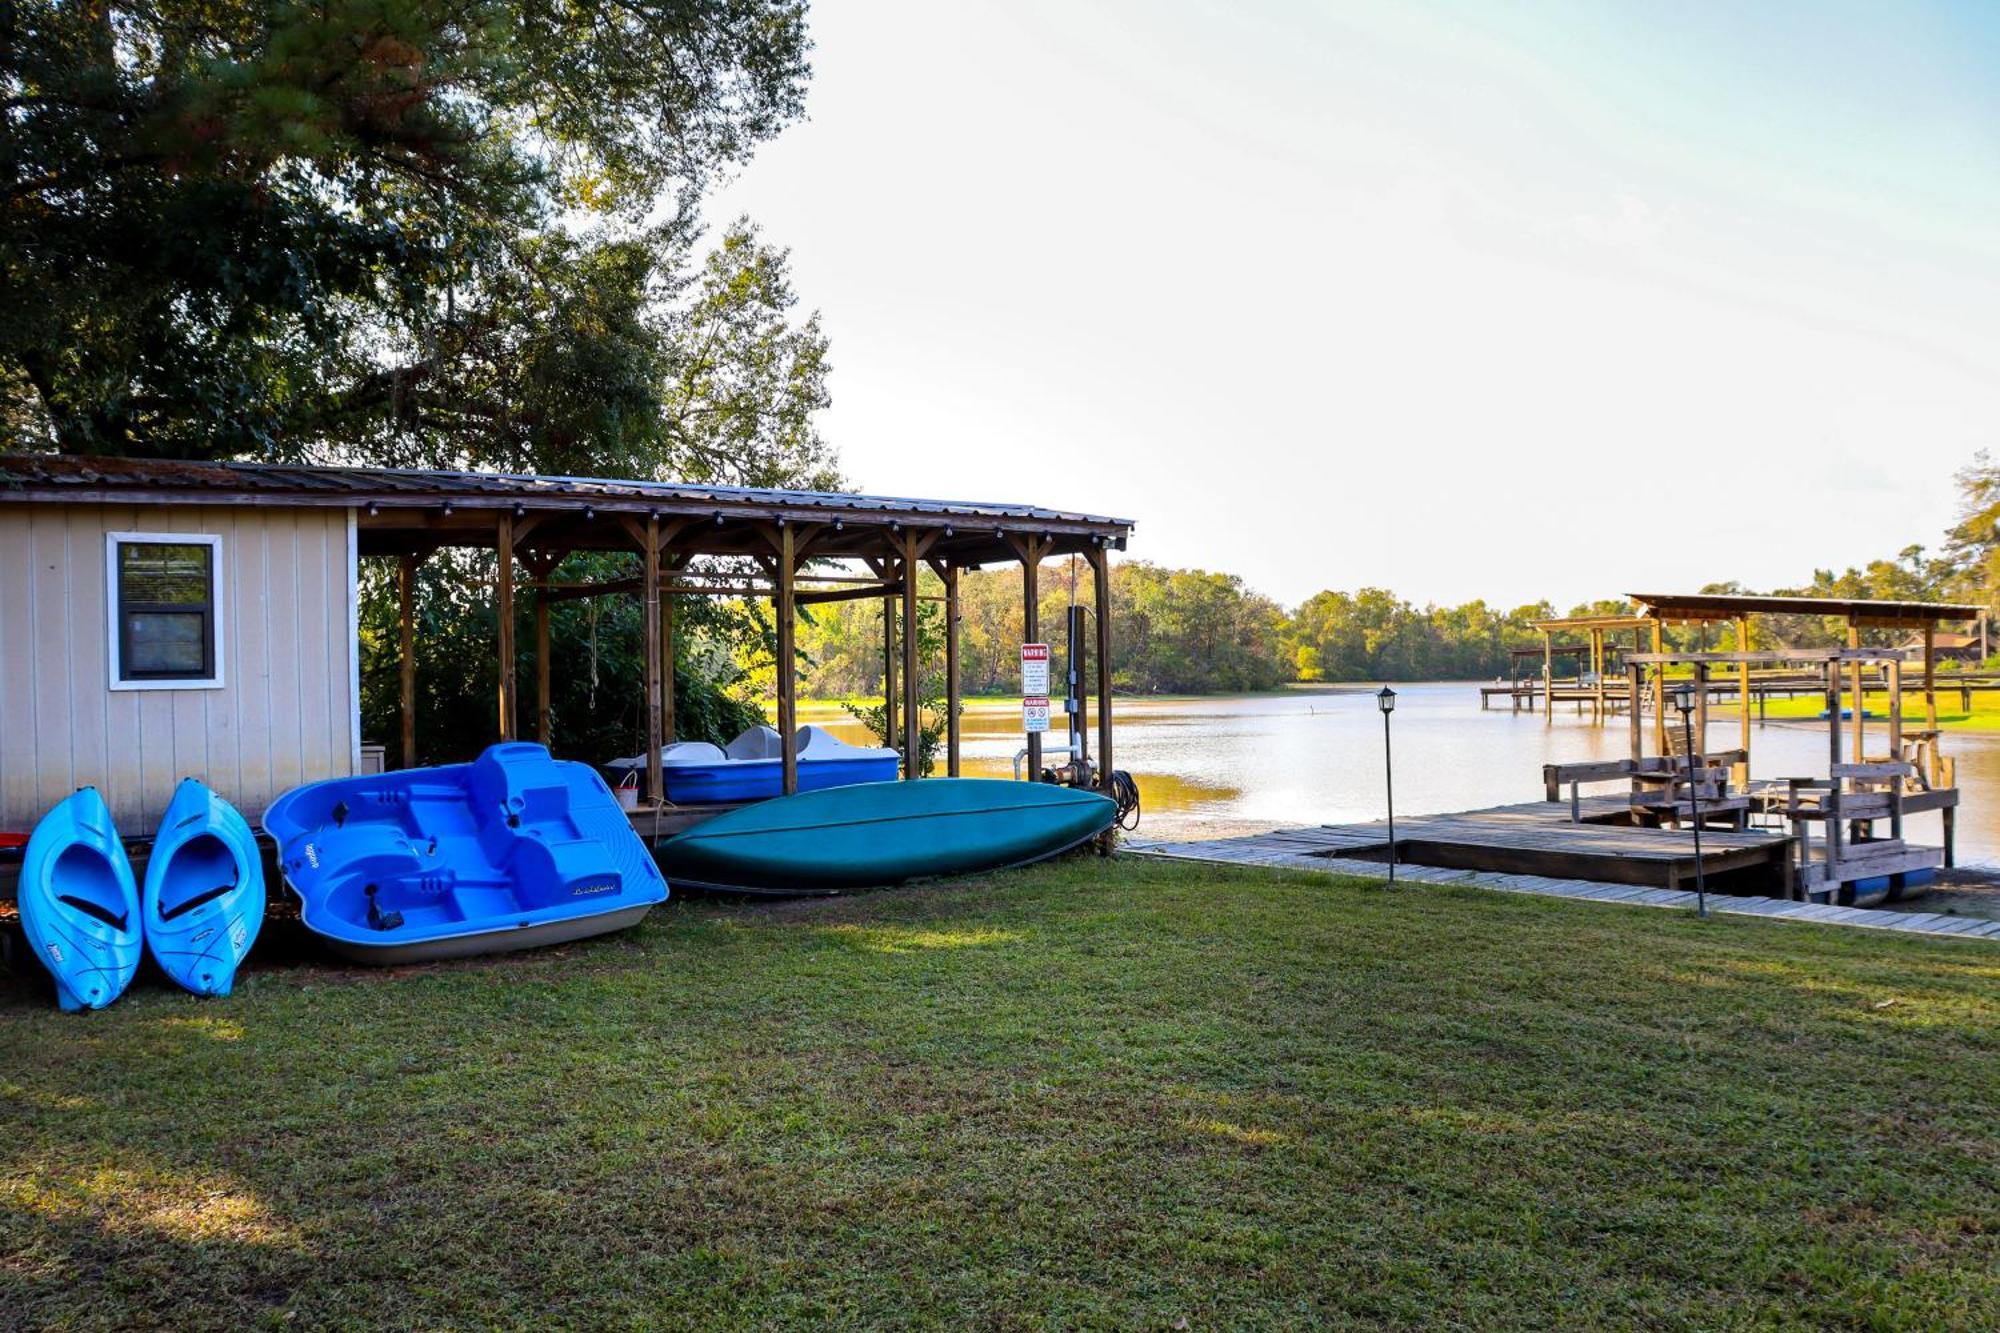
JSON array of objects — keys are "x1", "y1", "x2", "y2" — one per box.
[{"x1": 708, "y1": 0, "x2": 2000, "y2": 610}]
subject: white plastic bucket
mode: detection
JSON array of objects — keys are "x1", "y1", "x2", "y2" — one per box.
[{"x1": 615, "y1": 769, "x2": 641, "y2": 812}]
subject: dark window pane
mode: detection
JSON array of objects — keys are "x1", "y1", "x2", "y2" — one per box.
[
  {"x1": 119, "y1": 543, "x2": 210, "y2": 606},
  {"x1": 126, "y1": 612, "x2": 208, "y2": 674}
]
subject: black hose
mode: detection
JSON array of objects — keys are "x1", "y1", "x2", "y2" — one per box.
[{"x1": 1108, "y1": 770, "x2": 1141, "y2": 831}]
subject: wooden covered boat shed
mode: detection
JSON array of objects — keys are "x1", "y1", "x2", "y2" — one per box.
[{"x1": 0, "y1": 455, "x2": 1133, "y2": 841}]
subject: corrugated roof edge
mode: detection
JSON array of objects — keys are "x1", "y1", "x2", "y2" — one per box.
[{"x1": 0, "y1": 454, "x2": 1135, "y2": 530}]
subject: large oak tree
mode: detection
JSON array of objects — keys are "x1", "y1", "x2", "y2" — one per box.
[{"x1": 1, "y1": 0, "x2": 821, "y2": 478}]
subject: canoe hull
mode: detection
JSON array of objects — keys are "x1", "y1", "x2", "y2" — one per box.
[
  {"x1": 18, "y1": 788, "x2": 142, "y2": 1012},
  {"x1": 264, "y1": 743, "x2": 667, "y2": 964},
  {"x1": 143, "y1": 779, "x2": 266, "y2": 996},
  {"x1": 657, "y1": 778, "x2": 1117, "y2": 892}
]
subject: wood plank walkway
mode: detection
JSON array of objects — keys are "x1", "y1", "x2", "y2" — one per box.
[{"x1": 1127, "y1": 825, "x2": 2000, "y2": 943}]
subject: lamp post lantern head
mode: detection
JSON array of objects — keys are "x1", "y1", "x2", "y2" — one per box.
[
  {"x1": 1377, "y1": 686, "x2": 1397, "y2": 714},
  {"x1": 1672, "y1": 682, "x2": 1696, "y2": 717}
]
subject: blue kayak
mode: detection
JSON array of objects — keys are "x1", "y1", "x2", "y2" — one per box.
[
  {"x1": 263, "y1": 743, "x2": 668, "y2": 964},
  {"x1": 143, "y1": 778, "x2": 265, "y2": 996},
  {"x1": 18, "y1": 788, "x2": 143, "y2": 1011}
]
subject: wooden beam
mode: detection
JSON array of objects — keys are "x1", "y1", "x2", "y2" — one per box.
[
  {"x1": 398, "y1": 553, "x2": 420, "y2": 769},
  {"x1": 496, "y1": 512, "x2": 517, "y2": 741},
  {"x1": 1091, "y1": 546, "x2": 1114, "y2": 796},
  {"x1": 642, "y1": 516, "x2": 663, "y2": 807},
  {"x1": 796, "y1": 581, "x2": 903, "y2": 607},
  {"x1": 944, "y1": 562, "x2": 962, "y2": 777},
  {"x1": 777, "y1": 525, "x2": 799, "y2": 795},
  {"x1": 902, "y1": 530, "x2": 921, "y2": 779}
]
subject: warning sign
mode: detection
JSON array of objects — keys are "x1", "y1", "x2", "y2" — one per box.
[
  {"x1": 1022, "y1": 696, "x2": 1051, "y2": 733},
  {"x1": 1021, "y1": 642, "x2": 1051, "y2": 696}
]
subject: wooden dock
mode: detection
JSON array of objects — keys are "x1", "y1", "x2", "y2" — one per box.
[{"x1": 1156, "y1": 798, "x2": 1795, "y2": 893}]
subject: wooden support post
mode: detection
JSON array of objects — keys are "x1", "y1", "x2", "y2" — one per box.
[
  {"x1": 1737, "y1": 617, "x2": 1752, "y2": 758},
  {"x1": 1024, "y1": 538, "x2": 1044, "y2": 780},
  {"x1": 1694, "y1": 661, "x2": 1709, "y2": 761},
  {"x1": 496, "y1": 513, "x2": 517, "y2": 741},
  {"x1": 1825, "y1": 660, "x2": 1844, "y2": 880},
  {"x1": 1924, "y1": 622, "x2": 1937, "y2": 732},
  {"x1": 1092, "y1": 546, "x2": 1114, "y2": 793},
  {"x1": 1650, "y1": 620, "x2": 1666, "y2": 754},
  {"x1": 1626, "y1": 660, "x2": 1644, "y2": 808},
  {"x1": 1888, "y1": 657, "x2": 1904, "y2": 843},
  {"x1": 882, "y1": 589, "x2": 898, "y2": 758},
  {"x1": 398, "y1": 553, "x2": 419, "y2": 769},
  {"x1": 661, "y1": 577, "x2": 676, "y2": 747},
  {"x1": 1847, "y1": 622, "x2": 1864, "y2": 760},
  {"x1": 944, "y1": 562, "x2": 962, "y2": 777},
  {"x1": 902, "y1": 531, "x2": 921, "y2": 779},
  {"x1": 642, "y1": 517, "x2": 663, "y2": 807},
  {"x1": 535, "y1": 592, "x2": 551, "y2": 748},
  {"x1": 1541, "y1": 628, "x2": 1553, "y2": 721},
  {"x1": 777, "y1": 527, "x2": 799, "y2": 795}
]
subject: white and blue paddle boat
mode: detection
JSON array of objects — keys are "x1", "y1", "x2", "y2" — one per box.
[
  {"x1": 263, "y1": 742, "x2": 667, "y2": 964},
  {"x1": 142, "y1": 778, "x2": 265, "y2": 996},
  {"x1": 17, "y1": 787, "x2": 143, "y2": 1011}
]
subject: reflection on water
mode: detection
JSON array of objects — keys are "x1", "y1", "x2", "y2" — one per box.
[{"x1": 803, "y1": 685, "x2": 2000, "y2": 860}]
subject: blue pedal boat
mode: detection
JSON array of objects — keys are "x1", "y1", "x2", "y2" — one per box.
[
  {"x1": 18, "y1": 787, "x2": 143, "y2": 1011},
  {"x1": 263, "y1": 743, "x2": 668, "y2": 964},
  {"x1": 143, "y1": 778, "x2": 265, "y2": 996}
]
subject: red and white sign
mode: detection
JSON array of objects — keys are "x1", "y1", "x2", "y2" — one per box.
[
  {"x1": 1021, "y1": 642, "x2": 1051, "y2": 697},
  {"x1": 1022, "y1": 696, "x2": 1051, "y2": 733}
]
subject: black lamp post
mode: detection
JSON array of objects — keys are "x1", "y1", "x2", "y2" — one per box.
[
  {"x1": 1672, "y1": 682, "x2": 1709, "y2": 919},
  {"x1": 1378, "y1": 686, "x2": 1398, "y2": 885}
]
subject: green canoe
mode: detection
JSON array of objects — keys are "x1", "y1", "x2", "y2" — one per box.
[{"x1": 656, "y1": 778, "x2": 1117, "y2": 892}]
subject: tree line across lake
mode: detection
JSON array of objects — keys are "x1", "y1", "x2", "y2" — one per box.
[{"x1": 795, "y1": 455, "x2": 2000, "y2": 698}]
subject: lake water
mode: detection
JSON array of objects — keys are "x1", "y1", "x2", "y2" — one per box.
[{"x1": 804, "y1": 683, "x2": 2000, "y2": 864}]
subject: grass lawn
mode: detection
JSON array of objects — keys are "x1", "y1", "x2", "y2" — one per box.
[
  {"x1": 1752, "y1": 684, "x2": 2000, "y2": 732},
  {"x1": 3, "y1": 859, "x2": 1997, "y2": 1329}
]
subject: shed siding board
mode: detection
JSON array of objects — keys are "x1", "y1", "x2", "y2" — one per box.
[
  {"x1": 30, "y1": 507, "x2": 72, "y2": 797},
  {"x1": 68, "y1": 504, "x2": 111, "y2": 814},
  {"x1": 0, "y1": 503, "x2": 357, "y2": 834},
  {"x1": 0, "y1": 516, "x2": 33, "y2": 821}
]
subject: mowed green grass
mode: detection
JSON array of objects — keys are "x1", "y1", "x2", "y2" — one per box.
[
  {"x1": 1752, "y1": 684, "x2": 2000, "y2": 732},
  {"x1": 3, "y1": 859, "x2": 1997, "y2": 1330}
]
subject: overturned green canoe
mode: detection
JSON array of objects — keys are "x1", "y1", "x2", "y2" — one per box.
[{"x1": 657, "y1": 778, "x2": 1117, "y2": 892}]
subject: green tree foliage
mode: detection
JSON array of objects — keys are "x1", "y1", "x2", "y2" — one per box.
[
  {"x1": 840, "y1": 596, "x2": 953, "y2": 777},
  {"x1": 358, "y1": 550, "x2": 765, "y2": 766},
  {"x1": 2, "y1": 0, "x2": 811, "y2": 457}
]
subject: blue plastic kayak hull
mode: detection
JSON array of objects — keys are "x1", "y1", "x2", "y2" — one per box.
[
  {"x1": 657, "y1": 778, "x2": 1118, "y2": 892},
  {"x1": 143, "y1": 779, "x2": 266, "y2": 996},
  {"x1": 18, "y1": 788, "x2": 142, "y2": 1011},
  {"x1": 263, "y1": 743, "x2": 668, "y2": 963}
]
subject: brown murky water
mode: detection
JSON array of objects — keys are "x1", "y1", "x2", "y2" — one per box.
[{"x1": 804, "y1": 683, "x2": 2000, "y2": 867}]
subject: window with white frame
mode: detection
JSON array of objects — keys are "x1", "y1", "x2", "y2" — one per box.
[{"x1": 107, "y1": 532, "x2": 225, "y2": 689}]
